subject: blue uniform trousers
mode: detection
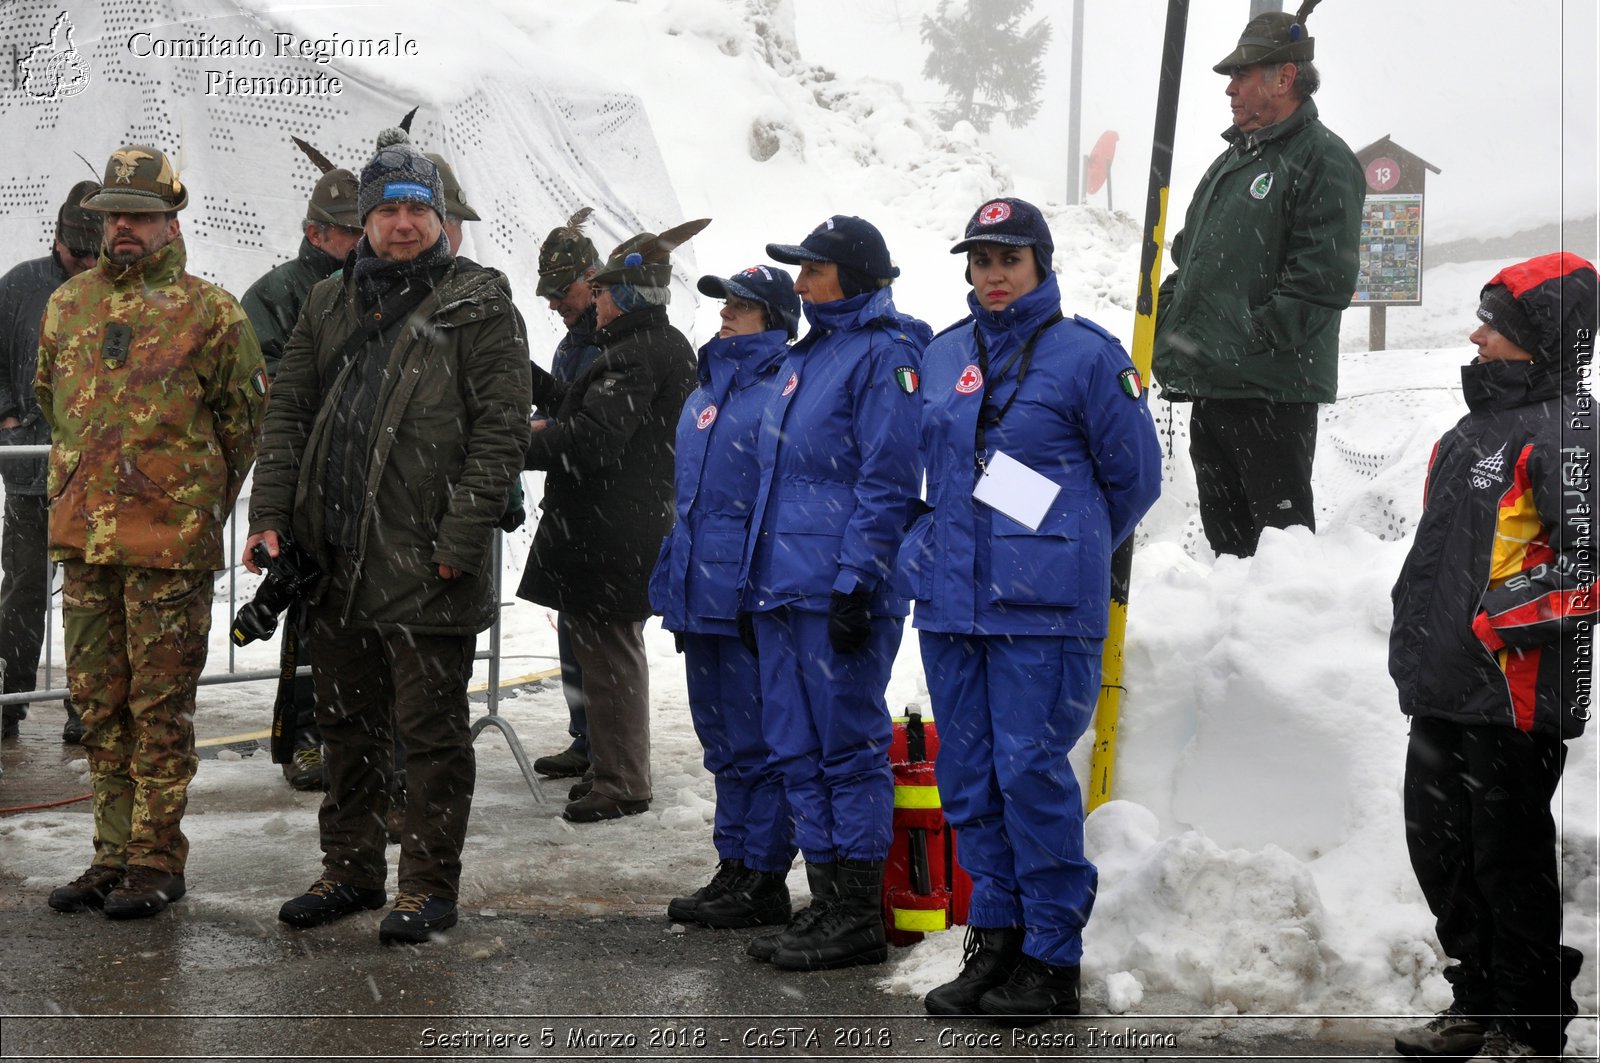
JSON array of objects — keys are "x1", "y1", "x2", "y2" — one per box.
[
  {"x1": 683, "y1": 632, "x2": 795, "y2": 874},
  {"x1": 754, "y1": 608, "x2": 897, "y2": 863},
  {"x1": 920, "y1": 633, "x2": 1099, "y2": 966}
]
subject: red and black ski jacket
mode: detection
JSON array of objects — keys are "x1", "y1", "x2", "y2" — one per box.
[{"x1": 1390, "y1": 358, "x2": 1596, "y2": 739}]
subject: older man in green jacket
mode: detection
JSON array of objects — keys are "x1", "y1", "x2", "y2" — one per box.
[
  {"x1": 246, "y1": 128, "x2": 530, "y2": 945},
  {"x1": 1152, "y1": 8, "x2": 1363, "y2": 558}
]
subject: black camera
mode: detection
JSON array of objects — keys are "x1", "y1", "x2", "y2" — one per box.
[{"x1": 230, "y1": 535, "x2": 322, "y2": 647}]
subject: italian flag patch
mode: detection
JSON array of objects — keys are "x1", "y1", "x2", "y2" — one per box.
[
  {"x1": 1118, "y1": 367, "x2": 1143, "y2": 400},
  {"x1": 895, "y1": 366, "x2": 920, "y2": 394}
]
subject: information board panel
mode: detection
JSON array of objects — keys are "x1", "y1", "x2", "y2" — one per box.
[{"x1": 1353, "y1": 193, "x2": 1423, "y2": 305}]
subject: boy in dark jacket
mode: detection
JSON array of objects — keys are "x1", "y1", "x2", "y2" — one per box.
[{"x1": 1390, "y1": 253, "x2": 1596, "y2": 1062}]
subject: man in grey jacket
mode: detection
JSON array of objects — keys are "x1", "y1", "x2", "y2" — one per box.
[
  {"x1": 245, "y1": 128, "x2": 530, "y2": 945},
  {"x1": 0, "y1": 179, "x2": 101, "y2": 742}
]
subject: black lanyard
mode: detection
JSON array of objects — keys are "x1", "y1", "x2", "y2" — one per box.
[{"x1": 973, "y1": 310, "x2": 1063, "y2": 474}]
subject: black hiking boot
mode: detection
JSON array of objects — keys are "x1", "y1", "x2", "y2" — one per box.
[
  {"x1": 378, "y1": 893, "x2": 458, "y2": 945},
  {"x1": 924, "y1": 926, "x2": 1025, "y2": 1015},
  {"x1": 978, "y1": 954, "x2": 1081, "y2": 1024},
  {"x1": 748, "y1": 862, "x2": 834, "y2": 961},
  {"x1": 667, "y1": 859, "x2": 744, "y2": 923},
  {"x1": 770, "y1": 858, "x2": 886, "y2": 971},
  {"x1": 279, "y1": 877, "x2": 387, "y2": 928},
  {"x1": 1394, "y1": 1007, "x2": 1491, "y2": 1057},
  {"x1": 695, "y1": 867, "x2": 791, "y2": 929}
]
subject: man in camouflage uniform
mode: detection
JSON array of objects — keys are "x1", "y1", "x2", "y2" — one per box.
[
  {"x1": 0, "y1": 178, "x2": 101, "y2": 743},
  {"x1": 528, "y1": 209, "x2": 604, "y2": 783},
  {"x1": 241, "y1": 152, "x2": 361, "y2": 791},
  {"x1": 38, "y1": 146, "x2": 266, "y2": 919}
]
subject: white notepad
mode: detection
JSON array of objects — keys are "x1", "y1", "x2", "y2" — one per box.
[{"x1": 972, "y1": 450, "x2": 1060, "y2": 531}]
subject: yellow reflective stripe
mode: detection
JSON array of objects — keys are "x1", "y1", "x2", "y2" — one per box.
[
  {"x1": 894, "y1": 783, "x2": 941, "y2": 809},
  {"x1": 893, "y1": 907, "x2": 951, "y2": 932}
]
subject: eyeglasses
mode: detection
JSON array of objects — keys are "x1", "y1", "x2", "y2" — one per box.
[
  {"x1": 725, "y1": 298, "x2": 763, "y2": 315},
  {"x1": 66, "y1": 246, "x2": 98, "y2": 260}
]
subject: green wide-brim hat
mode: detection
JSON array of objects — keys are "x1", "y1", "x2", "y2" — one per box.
[
  {"x1": 589, "y1": 219, "x2": 712, "y2": 288},
  {"x1": 1213, "y1": 12, "x2": 1315, "y2": 73},
  {"x1": 307, "y1": 168, "x2": 361, "y2": 226},
  {"x1": 426, "y1": 153, "x2": 481, "y2": 222},
  {"x1": 80, "y1": 145, "x2": 189, "y2": 213}
]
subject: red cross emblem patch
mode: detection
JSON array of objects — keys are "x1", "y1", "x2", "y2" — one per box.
[
  {"x1": 696, "y1": 404, "x2": 718, "y2": 430},
  {"x1": 955, "y1": 364, "x2": 983, "y2": 394},
  {"x1": 978, "y1": 201, "x2": 1011, "y2": 225},
  {"x1": 782, "y1": 372, "x2": 798, "y2": 396}
]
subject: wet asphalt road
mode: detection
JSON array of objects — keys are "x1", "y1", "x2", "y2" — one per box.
[
  {"x1": 2, "y1": 707, "x2": 1406, "y2": 1062},
  {"x1": 0, "y1": 893, "x2": 1405, "y2": 1062}
]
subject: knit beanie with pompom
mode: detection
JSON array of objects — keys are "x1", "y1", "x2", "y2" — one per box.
[{"x1": 357, "y1": 128, "x2": 444, "y2": 223}]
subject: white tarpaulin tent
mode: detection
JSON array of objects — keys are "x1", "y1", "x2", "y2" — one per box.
[{"x1": 0, "y1": 0, "x2": 699, "y2": 355}]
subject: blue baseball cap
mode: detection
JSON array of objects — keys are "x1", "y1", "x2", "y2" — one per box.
[
  {"x1": 766, "y1": 215, "x2": 900, "y2": 281},
  {"x1": 950, "y1": 197, "x2": 1055, "y2": 275},
  {"x1": 698, "y1": 264, "x2": 802, "y2": 339}
]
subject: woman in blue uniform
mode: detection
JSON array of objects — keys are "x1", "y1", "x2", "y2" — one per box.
[
  {"x1": 906, "y1": 198, "x2": 1161, "y2": 1020},
  {"x1": 738, "y1": 216, "x2": 931, "y2": 971},
  {"x1": 650, "y1": 265, "x2": 801, "y2": 931}
]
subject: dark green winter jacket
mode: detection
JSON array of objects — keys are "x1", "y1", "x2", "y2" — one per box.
[
  {"x1": 241, "y1": 237, "x2": 345, "y2": 378},
  {"x1": 248, "y1": 257, "x2": 531, "y2": 636},
  {"x1": 1152, "y1": 99, "x2": 1364, "y2": 404}
]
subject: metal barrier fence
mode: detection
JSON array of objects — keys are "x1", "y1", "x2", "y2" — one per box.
[{"x1": 0, "y1": 444, "x2": 546, "y2": 803}]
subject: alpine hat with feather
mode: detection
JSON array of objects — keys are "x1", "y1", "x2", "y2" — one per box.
[
  {"x1": 537, "y1": 207, "x2": 600, "y2": 298},
  {"x1": 590, "y1": 218, "x2": 712, "y2": 289},
  {"x1": 291, "y1": 136, "x2": 361, "y2": 227},
  {"x1": 1213, "y1": 0, "x2": 1321, "y2": 73},
  {"x1": 80, "y1": 145, "x2": 188, "y2": 213}
]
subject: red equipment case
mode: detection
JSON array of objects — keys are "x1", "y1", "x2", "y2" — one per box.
[{"x1": 883, "y1": 710, "x2": 972, "y2": 946}]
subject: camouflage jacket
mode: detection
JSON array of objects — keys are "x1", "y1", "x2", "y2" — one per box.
[
  {"x1": 35, "y1": 237, "x2": 266, "y2": 569},
  {"x1": 241, "y1": 237, "x2": 344, "y2": 378}
]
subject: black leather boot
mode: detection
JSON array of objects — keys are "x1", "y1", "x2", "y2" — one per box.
[
  {"x1": 667, "y1": 859, "x2": 744, "y2": 924},
  {"x1": 695, "y1": 866, "x2": 791, "y2": 929},
  {"x1": 770, "y1": 857, "x2": 886, "y2": 971},
  {"x1": 747, "y1": 861, "x2": 834, "y2": 961},
  {"x1": 924, "y1": 926, "x2": 1025, "y2": 1015},
  {"x1": 978, "y1": 954, "x2": 1080, "y2": 1024}
]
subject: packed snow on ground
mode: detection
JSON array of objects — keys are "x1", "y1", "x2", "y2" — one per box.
[{"x1": 0, "y1": 0, "x2": 1594, "y2": 1051}]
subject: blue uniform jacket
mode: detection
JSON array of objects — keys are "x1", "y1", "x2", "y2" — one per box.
[
  {"x1": 905, "y1": 275, "x2": 1162, "y2": 637},
  {"x1": 650, "y1": 329, "x2": 791, "y2": 636},
  {"x1": 740, "y1": 288, "x2": 931, "y2": 617}
]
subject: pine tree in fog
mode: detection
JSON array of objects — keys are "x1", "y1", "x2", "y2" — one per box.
[{"x1": 921, "y1": 0, "x2": 1052, "y2": 132}]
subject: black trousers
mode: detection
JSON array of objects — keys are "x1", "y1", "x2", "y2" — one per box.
[
  {"x1": 308, "y1": 561, "x2": 476, "y2": 900},
  {"x1": 1404, "y1": 717, "x2": 1580, "y2": 1054},
  {"x1": 0, "y1": 494, "x2": 49, "y2": 720},
  {"x1": 1188, "y1": 398, "x2": 1318, "y2": 558}
]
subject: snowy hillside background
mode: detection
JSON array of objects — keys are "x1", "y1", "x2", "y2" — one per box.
[{"x1": 0, "y1": 0, "x2": 1595, "y2": 1050}]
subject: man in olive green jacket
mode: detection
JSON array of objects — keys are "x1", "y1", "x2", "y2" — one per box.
[
  {"x1": 246, "y1": 128, "x2": 530, "y2": 945},
  {"x1": 38, "y1": 146, "x2": 266, "y2": 920},
  {"x1": 1152, "y1": 10, "x2": 1363, "y2": 558}
]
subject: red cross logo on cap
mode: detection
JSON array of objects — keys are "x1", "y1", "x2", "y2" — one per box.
[
  {"x1": 979, "y1": 201, "x2": 1011, "y2": 225},
  {"x1": 696, "y1": 404, "x2": 718, "y2": 430},
  {"x1": 955, "y1": 364, "x2": 983, "y2": 394}
]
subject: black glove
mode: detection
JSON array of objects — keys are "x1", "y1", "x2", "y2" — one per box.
[
  {"x1": 738, "y1": 612, "x2": 759, "y2": 657},
  {"x1": 673, "y1": 630, "x2": 685, "y2": 654},
  {"x1": 828, "y1": 589, "x2": 873, "y2": 655}
]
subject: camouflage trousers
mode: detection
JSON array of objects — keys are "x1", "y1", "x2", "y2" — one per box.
[{"x1": 61, "y1": 561, "x2": 213, "y2": 874}]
